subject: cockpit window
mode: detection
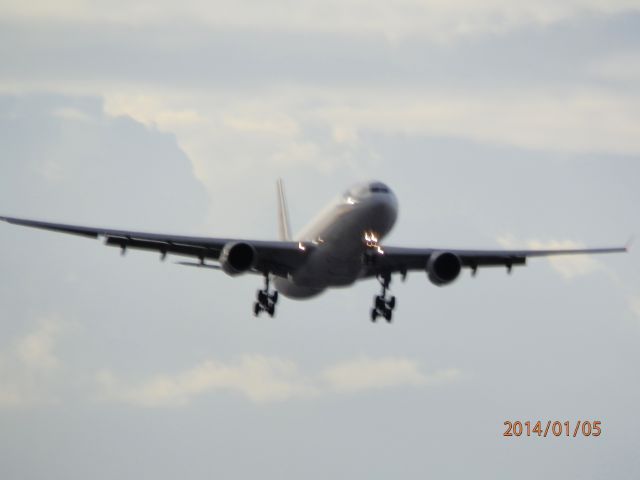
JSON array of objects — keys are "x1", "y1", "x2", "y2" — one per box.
[{"x1": 344, "y1": 183, "x2": 389, "y2": 200}]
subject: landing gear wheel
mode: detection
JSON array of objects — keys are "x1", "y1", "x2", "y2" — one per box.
[
  {"x1": 388, "y1": 296, "x2": 396, "y2": 310},
  {"x1": 254, "y1": 274, "x2": 279, "y2": 317},
  {"x1": 369, "y1": 273, "x2": 397, "y2": 322}
]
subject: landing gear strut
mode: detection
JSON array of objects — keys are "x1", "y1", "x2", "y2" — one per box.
[
  {"x1": 370, "y1": 273, "x2": 396, "y2": 323},
  {"x1": 254, "y1": 274, "x2": 278, "y2": 317}
]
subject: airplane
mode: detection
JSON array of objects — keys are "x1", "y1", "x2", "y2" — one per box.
[{"x1": 0, "y1": 180, "x2": 628, "y2": 322}]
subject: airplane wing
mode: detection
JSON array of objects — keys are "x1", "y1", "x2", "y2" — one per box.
[
  {"x1": 0, "y1": 215, "x2": 628, "y2": 280},
  {"x1": 367, "y1": 243, "x2": 628, "y2": 278},
  {"x1": 0, "y1": 216, "x2": 310, "y2": 277}
]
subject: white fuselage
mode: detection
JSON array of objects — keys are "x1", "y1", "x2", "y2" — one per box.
[{"x1": 274, "y1": 181, "x2": 398, "y2": 299}]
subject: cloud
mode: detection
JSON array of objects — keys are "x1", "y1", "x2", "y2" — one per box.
[
  {"x1": 51, "y1": 106, "x2": 92, "y2": 122},
  {"x1": 96, "y1": 355, "x2": 317, "y2": 407},
  {"x1": 16, "y1": 320, "x2": 62, "y2": 371},
  {"x1": 223, "y1": 114, "x2": 300, "y2": 137},
  {"x1": 0, "y1": 92, "x2": 209, "y2": 230},
  {"x1": 1, "y1": 0, "x2": 639, "y2": 41},
  {"x1": 102, "y1": 91, "x2": 367, "y2": 200},
  {"x1": 103, "y1": 88, "x2": 640, "y2": 183},
  {"x1": 497, "y1": 235, "x2": 602, "y2": 279},
  {"x1": 96, "y1": 86, "x2": 640, "y2": 222},
  {"x1": 96, "y1": 355, "x2": 459, "y2": 407},
  {"x1": 3, "y1": 14, "x2": 640, "y2": 199},
  {"x1": 322, "y1": 356, "x2": 460, "y2": 393},
  {"x1": 104, "y1": 94, "x2": 205, "y2": 131},
  {"x1": 590, "y1": 52, "x2": 640, "y2": 84},
  {"x1": 310, "y1": 88, "x2": 640, "y2": 156},
  {"x1": 0, "y1": 319, "x2": 64, "y2": 407}
]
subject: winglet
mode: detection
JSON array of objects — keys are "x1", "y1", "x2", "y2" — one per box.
[{"x1": 276, "y1": 178, "x2": 292, "y2": 241}]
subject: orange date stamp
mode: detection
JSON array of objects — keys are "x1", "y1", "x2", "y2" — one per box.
[{"x1": 503, "y1": 420, "x2": 602, "y2": 438}]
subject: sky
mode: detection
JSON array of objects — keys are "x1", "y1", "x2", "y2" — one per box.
[{"x1": 1, "y1": 1, "x2": 640, "y2": 478}]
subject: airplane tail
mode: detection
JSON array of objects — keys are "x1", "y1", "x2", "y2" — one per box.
[{"x1": 276, "y1": 178, "x2": 292, "y2": 241}]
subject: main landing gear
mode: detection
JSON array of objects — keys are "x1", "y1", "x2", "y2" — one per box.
[
  {"x1": 371, "y1": 273, "x2": 396, "y2": 323},
  {"x1": 254, "y1": 274, "x2": 278, "y2": 317}
]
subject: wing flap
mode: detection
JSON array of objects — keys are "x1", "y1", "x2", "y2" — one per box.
[{"x1": 104, "y1": 236, "x2": 216, "y2": 259}]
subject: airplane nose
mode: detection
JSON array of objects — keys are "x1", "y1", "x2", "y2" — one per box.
[{"x1": 370, "y1": 196, "x2": 398, "y2": 229}]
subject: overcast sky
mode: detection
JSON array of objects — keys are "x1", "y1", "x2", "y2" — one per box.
[{"x1": 1, "y1": 1, "x2": 640, "y2": 479}]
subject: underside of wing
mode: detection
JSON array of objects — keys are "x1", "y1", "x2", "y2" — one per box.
[
  {"x1": 0, "y1": 216, "x2": 310, "y2": 277},
  {"x1": 367, "y1": 243, "x2": 628, "y2": 282}
]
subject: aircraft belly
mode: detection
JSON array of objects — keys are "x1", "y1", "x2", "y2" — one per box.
[
  {"x1": 273, "y1": 277, "x2": 324, "y2": 299},
  {"x1": 280, "y1": 194, "x2": 395, "y2": 296},
  {"x1": 289, "y1": 245, "x2": 361, "y2": 288}
]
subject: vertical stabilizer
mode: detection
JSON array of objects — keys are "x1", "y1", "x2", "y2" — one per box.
[{"x1": 276, "y1": 178, "x2": 292, "y2": 241}]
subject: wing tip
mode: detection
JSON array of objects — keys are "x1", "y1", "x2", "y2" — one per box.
[{"x1": 625, "y1": 235, "x2": 634, "y2": 252}]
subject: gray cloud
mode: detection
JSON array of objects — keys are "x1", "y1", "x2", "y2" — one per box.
[
  {"x1": 2, "y1": 0, "x2": 640, "y2": 41},
  {"x1": 1, "y1": 12, "x2": 640, "y2": 91},
  {"x1": 96, "y1": 355, "x2": 457, "y2": 406},
  {"x1": 0, "y1": 93, "x2": 208, "y2": 228}
]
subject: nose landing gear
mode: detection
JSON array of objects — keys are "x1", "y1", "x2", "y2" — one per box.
[
  {"x1": 254, "y1": 274, "x2": 278, "y2": 317},
  {"x1": 370, "y1": 273, "x2": 396, "y2": 323}
]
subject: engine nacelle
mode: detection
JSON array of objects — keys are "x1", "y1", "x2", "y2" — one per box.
[
  {"x1": 426, "y1": 252, "x2": 462, "y2": 286},
  {"x1": 219, "y1": 242, "x2": 257, "y2": 276}
]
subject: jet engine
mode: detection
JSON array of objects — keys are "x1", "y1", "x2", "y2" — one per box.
[
  {"x1": 426, "y1": 252, "x2": 462, "y2": 286},
  {"x1": 219, "y1": 242, "x2": 257, "y2": 276}
]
